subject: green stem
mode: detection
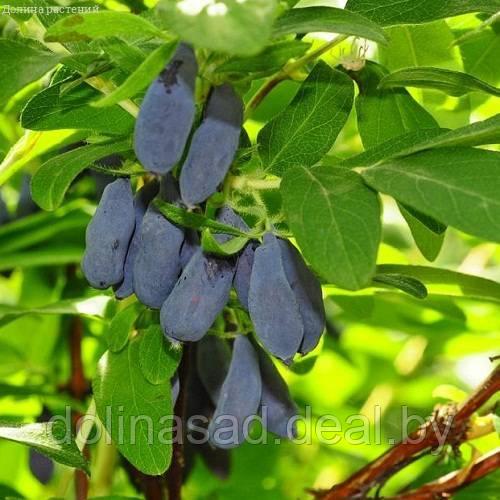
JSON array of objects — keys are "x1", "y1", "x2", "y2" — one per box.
[
  {"x1": 244, "y1": 34, "x2": 349, "y2": 120},
  {"x1": 75, "y1": 398, "x2": 96, "y2": 451},
  {"x1": 54, "y1": 399, "x2": 96, "y2": 498},
  {"x1": 89, "y1": 425, "x2": 117, "y2": 497},
  {"x1": 0, "y1": 130, "x2": 42, "y2": 185},
  {"x1": 227, "y1": 174, "x2": 281, "y2": 191}
]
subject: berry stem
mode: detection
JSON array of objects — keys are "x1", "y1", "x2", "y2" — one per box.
[
  {"x1": 165, "y1": 344, "x2": 192, "y2": 500},
  {"x1": 244, "y1": 34, "x2": 349, "y2": 121}
]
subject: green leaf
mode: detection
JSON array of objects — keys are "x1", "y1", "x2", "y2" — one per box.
[
  {"x1": 376, "y1": 264, "x2": 500, "y2": 304},
  {"x1": 343, "y1": 114, "x2": 500, "y2": 168},
  {"x1": 139, "y1": 325, "x2": 182, "y2": 385},
  {"x1": 272, "y1": 6, "x2": 388, "y2": 45},
  {"x1": 21, "y1": 78, "x2": 135, "y2": 134},
  {"x1": 216, "y1": 40, "x2": 310, "y2": 75},
  {"x1": 362, "y1": 147, "x2": 500, "y2": 243},
  {"x1": 157, "y1": 0, "x2": 278, "y2": 56},
  {"x1": 458, "y1": 27, "x2": 500, "y2": 87},
  {"x1": 399, "y1": 205, "x2": 445, "y2": 236},
  {"x1": 352, "y1": 61, "x2": 439, "y2": 149},
  {"x1": 0, "y1": 295, "x2": 112, "y2": 328},
  {"x1": 258, "y1": 62, "x2": 354, "y2": 176},
  {"x1": 154, "y1": 200, "x2": 252, "y2": 237},
  {"x1": 93, "y1": 41, "x2": 178, "y2": 108},
  {"x1": 106, "y1": 303, "x2": 143, "y2": 353},
  {"x1": 0, "y1": 382, "x2": 57, "y2": 398},
  {"x1": 96, "y1": 37, "x2": 146, "y2": 74},
  {"x1": 93, "y1": 339, "x2": 173, "y2": 475},
  {"x1": 379, "y1": 67, "x2": 500, "y2": 97},
  {"x1": 373, "y1": 273, "x2": 428, "y2": 299},
  {"x1": 399, "y1": 204, "x2": 445, "y2": 262},
  {"x1": 420, "y1": 113, "x2": 500, "y2": 149},
  {"x1": 453, "y1": 12, "x2": 500, "y2": 46},
  {"x1": 201, "y1": 229, "x2": 249, "y2": 257},
  {"x1": 0, "y1": 201, "x2": 91, "y2": 254},
  {"x1": 0, "y1": 341, "x2": 25, "y2": 377},
  {"x1": 340, "y1": 129, "x2": 445, "y2": 168},
  {"x1": 380, "y1": 22, "x2": 457, "y2": 71},
  {"x1": 31, "y1": 139, "x2": 132, "y2": 211},
  {"x1": 61, "y1": 51, "x2": 106, "y2": 73},
  {"x1": 346, "y1": 0, "x2": 500, "y2": 26},
  {"x1": 0, "y1": 199, "x2": 86, "y2": 237},
  {"x1": 281, "y1": 166, "x2": 381, "y2": 290},
  {"x1": 288, "y1": 355, "x2": 318, "y2": 375},
  {"x1": 0, "y1": 421, "x2": 89, "y2": 473},
  {"x1": 0, "y1": 39, "x2": 61, "y2": 105},
  {"x1": 0, "y1": 246, "x2": 83, "y2": 271},
  {"x1": 92, "y1": 159, "x2": 146, "y2": 177},
  {"x1": 454, "y1": 470, "x2": 500, "y2": 499},
  {"x1": 44, "y1": 11, "x2": 167, "y2": 43},
  {"x1": 352, "y1": 61, "x2": 444, "y2": 261}
]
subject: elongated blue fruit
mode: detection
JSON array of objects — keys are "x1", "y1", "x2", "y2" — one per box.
[
  {"x1": 161, "y1": 250, "x2": 234, "y2": 342},
  {"x1": 258, "y1": 348, "x2": 297, "y2": 439},
  {"x1": 134, "y1": 44, "x2": 197, "y2": 174},
  {"x1": 234, "y1": 242, "x2": 257, "y2": 310},
  {"x1": 183, "y1": 363, "x2": 231, "y2": 479},
  {"x1": 180, "y1": 84, "x2": 243, "y2": 205},
  {"x1": 133, "y1": 204, "x2": 184, "y2": 308},
  {"x1": 82, "y1": 178, "x2": 135, "y2": 289},
  {"x1": 197, "y1": 335, "x2": 231, "y2": 406},
  {"x1": 248, "y1": 233, "x2": 303, "y2": 361},
  {"x1": 180, "y1": 229, "x2": 199, "y2": 268},
  {"x1": 278, "y1": 240, "x2": 325, "y2": 355},
  {"x1": 214, "y1": 206, "x2": 255, "y2": 309},
  {"x1": 209, "y1": 336, "x2": 261, "y2": 449},
  {"x1": 115, "y1": 180, "x2": 159, "y2": 299}
]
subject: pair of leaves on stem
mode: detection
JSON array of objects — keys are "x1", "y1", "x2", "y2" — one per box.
[{"x1": 272, "y1": 60, "x2": 500, "y2": 292}]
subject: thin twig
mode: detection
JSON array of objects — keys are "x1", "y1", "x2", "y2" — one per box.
[
  {"x1": 69, "y1": 312, "x2": 90, "y2": 500},
  {"x1": 317, "y1": 364, "x2": 500, "y2": 499},
  {"x1": 389, "y1": 449, "x2": 500, "y2": 499},
  {"x1": 165, "y1": 344, "x2": 192, "y2": 500},
  {"x1": 244, "y1": 34, "x2": 349, "y2": 120},
  {"x1": 122, "y1": 460, "x2": 166, "y2": 500}
]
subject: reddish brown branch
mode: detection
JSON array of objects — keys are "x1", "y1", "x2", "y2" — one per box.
[
  {"x1": 69, "y1": 315, "x2": 90, "y2": 500},
  {"x1": 122, "y1": 460, "x2": 165, "y2": 500},
  {"x1": 390, "y1": 449, "x2": 500, "y2": 499},
  {"x1": 318, "y1": 364, "x2": 500, "y2": 499},
  {"x1": 69, "y1": 316, "x2": 88, "y2": 401},
  {"x1": 165, "y1": 344, "x2": 192, "y2": 500}
]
